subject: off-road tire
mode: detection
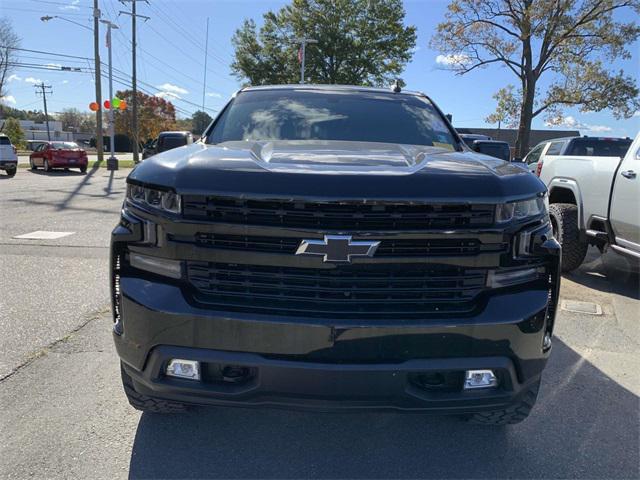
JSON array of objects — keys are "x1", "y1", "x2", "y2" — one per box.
[
  {"x1": 549, "y1": 203, "x2": 587, "y2": 272},
  {"x1": 465, "y1": 380, "x2": 540, "y2": 425},
  {"x1": 120, "y1": 362, "x2": 188, "y2": 413}
]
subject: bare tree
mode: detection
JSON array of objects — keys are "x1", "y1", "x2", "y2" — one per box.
[
  {"x1": 0, "y1": 18, "x2": 20, "y2": 100},
  {"x1": 431, "y1": 0, "x2": 640, "y2": 156}
]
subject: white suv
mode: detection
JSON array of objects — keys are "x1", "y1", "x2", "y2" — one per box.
[{"x1": 0, "y1": 134, "x2": 18, "y2": 177}]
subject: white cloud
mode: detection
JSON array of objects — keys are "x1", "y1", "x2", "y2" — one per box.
[
  {"x1": 61, "y1": 0, "x2": 80, "y2": 11},
  {"x1": 633, "y1": 111, "x2": 640, "y2": 117},
  {"x1": 24, "y1": 77, "x2": 42, "y2": 84},
  {"x1": 61, "y1": 80, "x2": 69, "y2": 84},
  {"x1": 7, "y1": 74, "x2": 21, "y2": 82},
  {"x1": 155, "y1": 91, "x2": 181, "y2": 100},
  {"x1": 545, "y1": 115, "x2": 612, "y2": 133},
  {"x1": 0, "y1": 95, "x2": 17, "y2": 105},
  {"x1": 435, "y1": 54, "x2": 470, "y2": 66},
  {"x1": 206, "y1": 92, "x2": 222, "y2": 98},
  {"x1": 156, "y1": 83, "x2": 188, "y2": 95}
]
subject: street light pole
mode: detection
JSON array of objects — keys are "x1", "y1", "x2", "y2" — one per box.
[
  {"x1": 101, "y1": 19, "x2": 119, "y2": 170},
  {"x1": 93, "y1": 0, "x2": 104, "y2": 163},
  {"x1": 295, "y1": 38, "x2": 317, "y2": 84}
]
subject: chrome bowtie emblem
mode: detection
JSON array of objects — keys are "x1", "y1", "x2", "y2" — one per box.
[{"x1": 296, "y1": 235, "x2": 380, "y2": 263}]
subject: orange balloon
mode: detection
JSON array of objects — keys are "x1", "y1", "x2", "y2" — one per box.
[
  {"x1": 119, "y1": 100, "x2": 127, "y2": 110},
  {"x1": 89, "y1": 102, "x2": 99, "y2": 111}
]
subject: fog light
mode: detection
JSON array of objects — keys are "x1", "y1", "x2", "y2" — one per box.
[
  {"x1": 464, "y1": 369, "x2": 498, "y2": 389},
  {"x1": 166, "y1": 359, "x2": 201, "y2": 380}
]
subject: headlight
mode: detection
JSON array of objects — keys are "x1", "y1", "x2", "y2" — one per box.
[
  {"x1": 126, "y1": 184, "x2": 181, "y2": 214},
  {"x1": 496, "y1": 195, "x2": 547, "y2": 223}
]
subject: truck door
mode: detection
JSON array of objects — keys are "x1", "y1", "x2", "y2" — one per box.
[{"x1": 609, "y1": 137, "x2": 640, "y2": 253}]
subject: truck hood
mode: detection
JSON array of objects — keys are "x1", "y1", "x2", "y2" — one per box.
[{"x1": 129, "y1": 140, "x2": 545, "y2": 203}]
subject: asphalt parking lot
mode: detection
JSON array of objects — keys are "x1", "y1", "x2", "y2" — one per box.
[{"x1": 1, "y1": 169, "x2": 638, "y2": 479}]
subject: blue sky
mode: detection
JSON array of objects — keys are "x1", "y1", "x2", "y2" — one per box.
[{"x1": 2, "y1": 0, "x2": 639, "y2": 137}]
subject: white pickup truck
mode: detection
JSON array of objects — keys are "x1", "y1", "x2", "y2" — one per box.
[
  {"x1": 524, "y1": 135, "x2": 638, "y2": 271},
  {"x1": 0, "y1": 133, "x2": 18, "y2": 177}
]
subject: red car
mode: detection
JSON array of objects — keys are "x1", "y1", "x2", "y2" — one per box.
[{"x1": 29, "y1": 141, "x2": 89, "y2": 173}]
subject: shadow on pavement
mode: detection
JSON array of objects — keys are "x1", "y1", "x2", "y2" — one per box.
[
  {"x1": 128, "y1": 339, "x2": 639, "y2": 479},
  {"x1": 29, "y1": 169, "x2": 86, "y2": 176},
  {"x1": 565, "y1": 247, "x2": 640, "y2": 300}
]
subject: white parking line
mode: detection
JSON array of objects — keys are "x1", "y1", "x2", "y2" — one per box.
[{"x1": 13, "y1": 231, "x2": 76, "y2": 240}]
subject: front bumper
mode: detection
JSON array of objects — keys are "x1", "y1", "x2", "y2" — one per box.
[
  {"x1": 0, "y1": 160, "x2": 17, "y2": 169},
  {"x1": 112, "y1": 205, "x2": 560, "y2": 413},
  {"x1": 122, "y1": 347, "x2": 540, "y2": 413}
]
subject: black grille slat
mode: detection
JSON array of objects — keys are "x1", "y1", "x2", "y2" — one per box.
[
  {"x1": 186, "y1": 262, "x2": 487, "y2": 319},
  {"x1": 170, "y1": 233, "x2": 505, "y2": 257},
  {"x1": 182, "y1": 196, "x2": 495, "y2": 230}
]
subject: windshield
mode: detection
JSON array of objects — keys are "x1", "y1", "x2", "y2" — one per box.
[
  {"x1": 207, "y1": 89, "x2": 459, "y2": 150},
  {"x1": 0, "y1": 136, "x2": 10, "y2": 145},
  {"x1": 566, "y1": 138, "x2": 632, "y2": 157},
  {"x1": 51, "y1": 142, "x2": 79, "y2": 149}
]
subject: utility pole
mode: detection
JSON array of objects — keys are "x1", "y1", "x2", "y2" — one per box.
[
  {"x1": 202, "y1": 17, "x2": 209, "y2": 112},
  {"x1": 93, "y1": 0, "x2": 104, "y2": 162},
  {"x1": 34, "y1": 83, "x2": 53, "y2": 141},
  {"x1": 295, "y1": 38, "x2": 317, "y2": 84},
  {"x1": 119, "y1": 0, "x2": 149, "y2": 164},
  {"x1": 101, "y1": 19, "x2": 119, "y2": 170}
]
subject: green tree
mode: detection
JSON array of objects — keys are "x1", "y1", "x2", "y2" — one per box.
[
  {"x1": 485, "y1": 86, "x2": 520, "y2": 129},
  {"x1": 2, "y1": 117, "x2": 25, "y2": 148},
  {"x1": 191, "y1": 110, "x2": 212, "y2": 135},
  {"x1": 431, "y1": 0, "x2": 640, "y2": 156},
  {"x1": 113, "y1": 90, "x2": 177, "y2": 147},
  {"x1": 231, "y1": 0, "x2": 417, "y2": 86}
]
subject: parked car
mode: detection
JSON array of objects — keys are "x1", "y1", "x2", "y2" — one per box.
[
  {"x1": 534, "y1": 135, "x2": 637, "y2": 270},
  {"x1": 29, "y1": 141, "x2": 89, "y2": 173},
  {"x1": 459, "y1": 133, "x2": 492, "y2": 144},
  {"x1": 113, "y1": 84, "x2": 560, "y2": 425},
  {"x1": 142, "y1": 131, "x2": 193, "y2": 160},
  {"x1": 523, "y1": 135, "x2": 632, "y2": 175},
  {"x1": 0, "y1": 134, "x2": 18, "y2": 177},
  {"x1": 465, "y1": 139, "x2": 512, "y2": 162}
]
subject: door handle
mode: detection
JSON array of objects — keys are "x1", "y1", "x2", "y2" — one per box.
[{"x1": 621, "y1": 170, "x2": 636, "y2": 179}]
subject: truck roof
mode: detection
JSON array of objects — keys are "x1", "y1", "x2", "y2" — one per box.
[{"x1": 239, "y1": 84, "x2": 426, "y2": 98}]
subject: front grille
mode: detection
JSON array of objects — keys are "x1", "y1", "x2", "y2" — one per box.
[
  {"x1": 181, "y1": 196, "x2": 495, "y2": 230},
  {"x1": 186, "y1": 262, "x2": 487, "y2": 319},
  {"x1": 170, "y1": 233, "x2": 506, "y2": 257}
]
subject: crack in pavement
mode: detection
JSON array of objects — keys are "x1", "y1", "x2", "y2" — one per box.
[{"x1": 0, "y1": 305, "x2": 111, "y2": 383}]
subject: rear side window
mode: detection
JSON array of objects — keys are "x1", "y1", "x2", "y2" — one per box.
[
  {"x1": 525, "y1": 144, "x2": 545, "y2": 165},
  {"x1": 545, "y1": 142, "x2": 564, "y2": 155},
  {"x1": 566, "y1": 139, "x2": 632, "y2": 157},
  {"x1": 0, "y1": 137, "x2": 10, "y2": 145}
]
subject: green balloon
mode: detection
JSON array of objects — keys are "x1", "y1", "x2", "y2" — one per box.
[{"x1": 112, "y1": 97, "x2": 121, "y2": 108}]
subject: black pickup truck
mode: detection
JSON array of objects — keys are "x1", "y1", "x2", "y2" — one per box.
[{"x1": 111, "y1": 85, "x2": 561, "y2": 425}]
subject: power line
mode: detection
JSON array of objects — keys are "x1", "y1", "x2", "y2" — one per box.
[
  {"x1": 29, "y1": 0, "x2": 93, "y2": 9},
  {"x1": 146, "y1": 2, "x2": 230, "y2": 67}
]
